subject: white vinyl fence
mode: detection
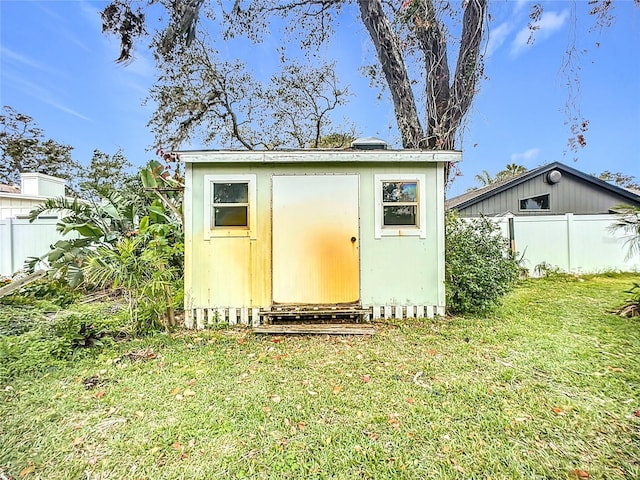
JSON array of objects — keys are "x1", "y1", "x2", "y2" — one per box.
[
  {"x1": 486, "y1": 214, "x2": 639, "y2": 276},
  {"x1": 0, "y1": 217, "x2": 63, "y2": 277}
]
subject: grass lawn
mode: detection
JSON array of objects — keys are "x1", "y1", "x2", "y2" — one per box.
[{"x1": 1, "y1": 274, "x2": 639, "y2": 479}]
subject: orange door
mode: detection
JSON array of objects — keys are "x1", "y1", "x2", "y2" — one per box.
[{"x1": 272, "y1": 174, "x2": 360, "y2": 304}]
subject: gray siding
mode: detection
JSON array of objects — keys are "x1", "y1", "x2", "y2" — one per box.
[{"x1": 458, "y1": 172, "x2": 638, "y2": 216}]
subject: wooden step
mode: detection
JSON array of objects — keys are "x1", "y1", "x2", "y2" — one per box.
[{"x1": 253, "y1": 323, "x2": 376, "y2": 335}]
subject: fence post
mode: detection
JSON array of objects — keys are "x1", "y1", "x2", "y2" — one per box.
[
  {"x1": 508, "y1": 217, "x2": 516, "y2": 254},
  {"x1": 566, "y1": 213, "x2": 573, "y2": 272},
  {"x1": 0, "y1": 219, "x2": 15, "y2": 276}
]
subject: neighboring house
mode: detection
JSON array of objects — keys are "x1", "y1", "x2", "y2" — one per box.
[
  {"x1": 0, "y1": 173, "x2": 68, "y2": 276},
  {"x1": 446, "y1": 162, "x2": 640, "y2": 275},
  {"x1": 180, "y1": 142, "x2": 459, "y2": 329},
  {"x1": 446, "y1": 161, "x2": 640, "y2": 216},
  {"x1": 0, "y1": 172, "x2": 67, "y2": 219}
]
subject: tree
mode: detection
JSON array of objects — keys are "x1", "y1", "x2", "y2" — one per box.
[
  {"x1": 79, "y1": 149, "x2": 135, "y2": 200},
  {"x1": 597, "y1": 171, "x2": 640, "y2": 191},
  {"x1": 313, "y1": 133, "x2": 356, "y2": 149},
  {"x1": 102, "y1": 0, "x2": 486, "y2": 152},
  {"x1": 148, "y1": 34, "x2": 353, "y2": 149},
  {"x1": 473, "y1": 163, "x2": 527, "y2": 187},
  {"x1": 0, "y1": 106, "x2": 81, "y2": 188},
  {"x1": 101, "y1": 1, "x2": 637, "y2": 160}
]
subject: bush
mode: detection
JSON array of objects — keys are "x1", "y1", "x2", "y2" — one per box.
[
  {"x1": 0, "y1": 305, "x2": 131, "y2": 382},
  {"x1": 0, "y1": 278, "x2": 79, "y2": 308},
  {"x1": 445, "y1": 211, "x2": 520, "y2": 314}
]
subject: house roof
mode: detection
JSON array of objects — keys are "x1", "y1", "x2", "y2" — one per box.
[
  {"x1": 446, "y1": 161, "x2": 640, "y2": 210},
  {"x1": 0, "y1": 184, "x2": 20, "y2": 194}
]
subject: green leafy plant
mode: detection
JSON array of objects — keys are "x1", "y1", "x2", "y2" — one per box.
[
  {"x1": 608, "y1": 206, "x2": 640, "y2": 317},
  {"x1": 533, "y1": 261, "x2": 563, "y2": 278},
  {"x1": 25, "y1": 163, "x2": 185, "y2": 332},
  {"x1": 445, "y1": 211, "x2": 520, "y2": 314},
  {"x1": 0, "y1": 278, "x2": 79, "y2": 307},
  {"x1": 0, "y1": 306, "x2": 130, "y2": 381},
  {"x1": 83, "y1": 211, "x2": 183, "y2": 332},
  {"x1": 610, "y1": 281, "x2": 640, "y2": 318},
  {"x1": 609, "y1": 206, "x2": 640, "y2": 260}
]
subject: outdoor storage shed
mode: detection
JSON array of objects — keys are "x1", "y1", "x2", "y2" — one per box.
[{"x1": 181, "y1": 148, "x2": 459, "y2": 329}]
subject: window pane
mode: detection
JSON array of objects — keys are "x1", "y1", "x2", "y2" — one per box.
[
  {"x1": 213, "y1": 183, "x2": 248, "y2": 203},
  {"x1": 214, "y1": 206, "x2": 248, "y2": 226},
  {"x1": 520, "y1": 194, "x2": 549, "y2": 210},
  {"x1": 382, "y1": 182, "x2": 417, "y2": 202},
  {"x1": 383, "y1": 206, "x2": 417, "y2": 226}
]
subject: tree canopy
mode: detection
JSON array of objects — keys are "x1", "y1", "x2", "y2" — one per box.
[
  {"x1": 0, "y1": 106, "x2": 80, "y2": 188},
  {"x1": 100, "y1": 0, "x2": 636, "y2": 161},
  {"x1": 103, "y1": 0, "x2": 487, "y2": 152},
  {"x1": 473, "y1": 163, "x2": 528, "y2": 187}
]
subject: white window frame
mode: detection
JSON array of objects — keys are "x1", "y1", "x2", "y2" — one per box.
[
  {"x1": 203, "y1": 174, "x2": 257, "y2": 239},
  {"x1": 374, "y1": 174, "x2": 427, "y2": 239},
  {"x1": 518, "y1": 192, "x2": 550, "y2": 212}
]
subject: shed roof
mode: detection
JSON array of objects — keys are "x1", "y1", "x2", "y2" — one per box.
[
  {"x1": 177, "y1": 149, "x2": 461, "y2": 164},
  {"x1": 446, "y1": 161, "x2": 640, "y2": 210}
]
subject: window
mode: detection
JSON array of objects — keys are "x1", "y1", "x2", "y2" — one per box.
[
  {"x1": 204, "y1": 174, "x2": 256, "y2": 239},
  {"x1": 382, "y1": 181, "x2": 418, "y2": 226},
  {"x1": 520, "y1": 194, "x2": 550, "y2": 211},
  {"x1": 213, "y1": 182, "x2": 249, "y2": 227},
  {"x1": 374, "y1": 174, "x2": 427, "y2": 238}
]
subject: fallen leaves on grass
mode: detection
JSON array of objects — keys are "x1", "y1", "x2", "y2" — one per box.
[
  {"x1": 122, "y1": 348, "x2": 156, "y2": 363},
  {"x1": 19, "y1": 463, "x2": 35, "y2": 477},
  {"x1": 361, "y1": 375, "x2": 370, "y2": 383},
  {"x1": 606, "y1": 366, "x2": 624, "y2": 373},
  {"x1": 93, "y1": 390, "x2": 106, "y2": 399},
  {"x1": 569, "y1": 469, "x2": 590, "y2": 479}
]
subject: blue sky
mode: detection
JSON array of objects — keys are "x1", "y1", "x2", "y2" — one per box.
[{"x1": 1, "y1": 0, "x2": 638, "y2": 197}]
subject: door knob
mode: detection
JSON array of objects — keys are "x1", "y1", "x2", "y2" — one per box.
[{"x1": 350, "y1": 236, "x2": 357, "y2": 243}]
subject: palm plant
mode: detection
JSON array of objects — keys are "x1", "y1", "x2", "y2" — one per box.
[
  {"x1": 609, "y1": 205, "x2": 640, "y2": 318},
  {"x1": 28, "y1": 192, "x2": 139, "y2": 286},
  {"x1": 610, "y1": 206, "x2": 640, "y2": 259},
  {"x1": 83, "y1": 230, "x2": 182, "y2": 331}
]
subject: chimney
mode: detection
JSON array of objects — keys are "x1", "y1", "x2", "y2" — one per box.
[{"x1": 20, "y1": 172, "x2": 66, "y2": 197}]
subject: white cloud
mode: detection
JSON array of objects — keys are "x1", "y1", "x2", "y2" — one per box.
[
  {"x1": 486, "y1": 22, "x2": 514, "y2": 57},
  {"x1": 511, "y1": 9, "x2": 570, "y2": 56},
  {"x1": 513, "y1": 0, "x2": 529, "y2": 14},
  {"x1": 3, "y1": 71, "x2": 91, "y2": 122},
  {"x1": 511, "y1": 148, "x2": 540, "y2": 164},
  {"x1": 1, "y1": 46, "x2": 46, "y2": 70}
]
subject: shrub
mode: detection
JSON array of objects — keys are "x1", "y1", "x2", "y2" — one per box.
[
  {"x1": 0, "y1": 305, "x2": 131, "y2": 382},
  {"x1": 0, "y1": 278, "x2": 79, "y2": 308},
  {"x1": 445, "y1": 211, "x2": 520, "y2": 314}
]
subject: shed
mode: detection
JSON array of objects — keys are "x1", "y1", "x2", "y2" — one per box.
[{"x1": 181, "y1": 148, "x2": 459, "y2": 329}]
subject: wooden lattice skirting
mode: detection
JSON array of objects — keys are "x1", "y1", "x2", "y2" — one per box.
[{"x1": 184, "y1": 305, "x2": 445, "y2": 329}]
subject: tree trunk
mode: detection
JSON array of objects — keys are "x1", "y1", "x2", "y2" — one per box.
[
  {"x1": 357, "y1": 0, "x2": 424, "y2": 148},
  {"x1": 411, "y1": 0, "x2": 451, "y2": 149},
  {"x1": 443, "y1": 0, "x2": 486, "y2": 149}
]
